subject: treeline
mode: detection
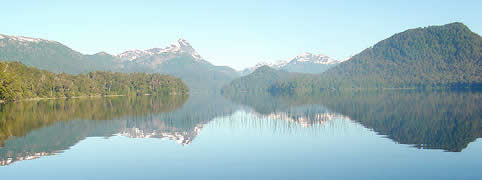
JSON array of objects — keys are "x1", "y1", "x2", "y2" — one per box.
[{"x1": 0, "y1": 61, "x2": 189, "y2": 102}]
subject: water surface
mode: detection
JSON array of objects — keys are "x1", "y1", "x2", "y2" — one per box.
[{"x1": 0, "y1": 91, "x2": 480, "y2": 179}]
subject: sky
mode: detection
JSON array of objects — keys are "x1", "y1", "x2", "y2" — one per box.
[{"x1": 1, "y1": 0, "x2": 481, "y2": 70}]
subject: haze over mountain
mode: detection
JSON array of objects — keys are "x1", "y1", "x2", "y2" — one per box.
[
  {"x1": 0, "y1": 35, "x2": 239, "y2": 92},
  {"x1": 241, "y1": 52, "x2": 340, "y2": 75}
]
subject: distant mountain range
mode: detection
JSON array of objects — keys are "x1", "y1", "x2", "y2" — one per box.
[
  {"x1": 0, "y1": 35, "x2": 239, "y2": 92},
  {"x1": 241, "y1": 52, "x2": 340, "y2": 75}
]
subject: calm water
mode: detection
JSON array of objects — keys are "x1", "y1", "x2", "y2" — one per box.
[{"x1": 0, "y1": 91, "x2": 481, "y2": 179}]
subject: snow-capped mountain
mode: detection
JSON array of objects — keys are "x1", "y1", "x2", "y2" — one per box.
[
  {"x1": 289, "y1": 52, "x2": 339, "y2": 65},
  {"x1": 117, "y1": 49, "x2": 153, "y2": 61},
  {"x1": 116, "y1": 38, "x2": 203, "y2": 64},
  {"x1": 0, "y1": 34, "x2": 57, "y2": 44},
  {"x1": 241, "y1": 60, "x2": 288, "y2": 75},
  {"x1": 114, "y1": 38, "x2": 239, "y2": 92},
  {"x1": 241, "y1": 52, "x2": 341, "y2": 75}
]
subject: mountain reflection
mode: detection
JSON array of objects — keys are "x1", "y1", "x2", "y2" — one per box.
[
  {"x1": 0, "y1": 95, "x2": 189, "y2": 166},
  {"x1": 113, "y1": 94, "x2": 241, "y2": 145},
  {"x1": 226, "y1": 90, "x2": 481, "y2": 152},
  {"x1": 317, "y1": 90, "x2": 481, "y2": 152},
  {"x1": 226, "y1": 94, "x2": 350, "y2": 127},
  {"x1": 0, "y1": 90, "x2": 480, "y2": 166},
  {"x1": 0, "y1": 93, "x2": 250, "y2": 166}
]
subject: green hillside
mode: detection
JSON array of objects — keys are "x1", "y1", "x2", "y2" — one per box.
[
  {"x1": 0, "y1": 35, "x2": 117, "y2": 74},
  {"x1": 269, "y1": 22, "x2": 481, "y2": 94}
]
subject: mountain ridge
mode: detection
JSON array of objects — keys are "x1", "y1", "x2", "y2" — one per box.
[
  {"x1": 0, "y1": 35, "x2": 239, "y2": 92},
  {"x1": 241, "y1": 52, "x2": 340, "y2": 75}
]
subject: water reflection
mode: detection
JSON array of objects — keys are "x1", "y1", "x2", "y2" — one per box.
[
  {"x1": 113, "y1": 94, "x2": 240, "y2": 145},
  {"x1": 0, "y1": 90, "x2": 480, "y2": 166},
  {"x1": 0, "y1": 93, "x2": 248, "y2": 166},
  {"x1": 0, "y1": 95, "x2": 189, "y2": 166},
  {"x1": 321, "y1": 90, "x2": 481, "y2": 152},
  {"x1": 226, "y1": 94, "x2": 351, "y2": 127},
  {"x1": 226, "y1": 90, "x2": 482, "y2": 152}
]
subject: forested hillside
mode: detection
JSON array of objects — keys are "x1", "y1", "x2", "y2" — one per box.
[
  {"x1": 266, "y1": 22, "x2": 482, "y2": 94},
  {"x1": 0, "y1": 61, "x2": 188, "y2": 102}
]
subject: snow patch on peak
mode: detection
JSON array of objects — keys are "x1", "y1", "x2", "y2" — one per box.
[
  {"x1": 271, "y1": 60, "x2": 289, "y2": 68},
  {"x1": 242, "y1": 52, "x2": 340, "y2": 74},
  {"x1": 0, "y1": 34, "x2": 54, "y2": 43},
  {"x1": 290, "y1": 52, "x2": 339, "y2": 64},
  {"x1": 117, "y1": 49, "x2": 153, "y2": 61},
  {"x1": 175, "y1": 38, "x2": 202, "y2": 60},
  {"x1": 177, "y1": 38, "x2": 191, "y2": 47},
  {"x1": 341, "y1": 55, "x2": 353, "y2": 62},
  {"x1": 242, "y1": 60, "x2": 289, "y2": 74}
]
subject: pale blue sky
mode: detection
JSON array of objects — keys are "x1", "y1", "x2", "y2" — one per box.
[{"x1": 2, "y1": 0, "x2": 481, "y2": 70}]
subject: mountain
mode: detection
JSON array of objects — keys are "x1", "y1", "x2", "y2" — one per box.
[
  {"x1": 0, "y1": 34, "x2": 118, "y2": 74},
  {"x1": 0, "y1": 34, "x2": 239, "y2": 92},
  {"x1": 327, "y1": 22, "x2": 481, "y2": 87},
  {"x1": 268, "y1": 22, "x2": 482, "y2": 94},
  {"x1": 281, "y1": 52, "x2": 340, "y2": 73},
  {"x1": 117, "y1": 39, "x2": 203, "y2": 63},
  {"x1": 117, "y1": 39, "x2": 239, "y2": 92},
  {"x1": 241, "y1": 52, "x2": 340, "y2": 75},
  {"x1": 241, "y1": 60, "x2": 289, "y2": 75}
]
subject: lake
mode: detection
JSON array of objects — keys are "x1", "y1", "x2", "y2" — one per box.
[{"x1": 0, "y1": 91, "x2": 481, "y2": 179}]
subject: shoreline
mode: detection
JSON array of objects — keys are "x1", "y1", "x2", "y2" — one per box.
[
  {"x1": 0, "y1": 93, "x2": 188, "y2": 104},
  {"x1": 22, "y1": 94, "x2": 126, "y2": 102}
]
